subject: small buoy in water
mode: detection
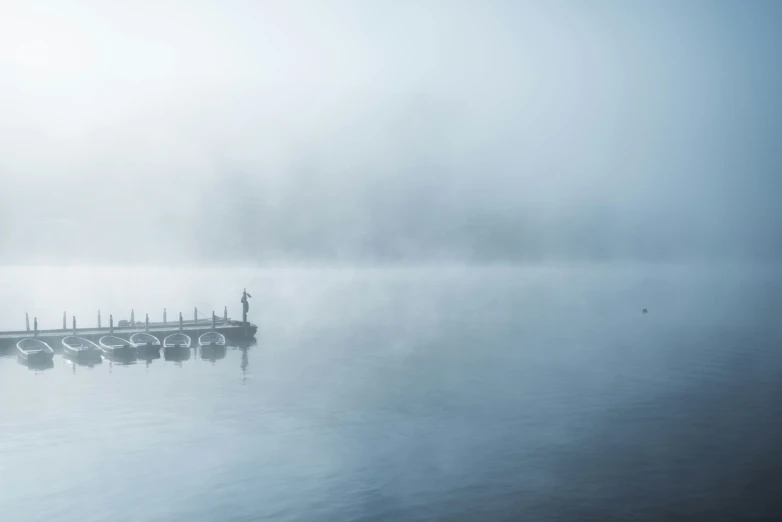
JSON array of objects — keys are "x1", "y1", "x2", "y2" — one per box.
[{"x1": 643, "y1": 308, "x2": 648, "y2": 314}]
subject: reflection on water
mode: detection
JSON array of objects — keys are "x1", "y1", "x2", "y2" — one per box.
[
  {"x1": 63, "y1": 351, "x2": 102, "y2": 368},
  {"x1": 16, "y1": 356, "x2": 55, "y2": 372},
  {"x1": 95, "y1": 342, "x2": 246, "y2": 371},
  {"x1": 139, "y1": 351, "x2": 161, "y2": 363},
  {"x1": 64, "y1": 358, "x2": 103, "y2": 374},
  {"x1": 10, "y1": 341, "x2": 253, "y2": 372},
  {"x1": 164, "y1": 346, "x2": 191, "y2": 362},
  {"x1": 2, "y1": 266, "x2": 782, "y2": 521},
  {"x1": 104, "y1": 352, "x2": 138, "y2": 365},
  {"x1": 200, "y1": 344, "x2": 227, "y2": 362},
  {"x1": 137, "y1": 348, "x2": 161, "y2": 370},
  {"x1": 137, "y1": 346, "x2": 161, "y2": 361},
  {"x1": 241, "y1": 346, "x2": 249, "y2": 384}
]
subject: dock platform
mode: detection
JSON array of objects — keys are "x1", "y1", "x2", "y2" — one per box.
[{"x1": 0, "y1": 318, "x2": 257, "y2": 351}]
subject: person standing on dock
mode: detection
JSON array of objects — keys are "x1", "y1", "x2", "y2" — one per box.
[{"x1": 241, "y1": 288, "x2": 252, "y2": 324}]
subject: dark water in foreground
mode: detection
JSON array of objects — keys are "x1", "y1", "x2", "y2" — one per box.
[{"x1": 1, "y1": 265, "x2": 781, "y2": 521}]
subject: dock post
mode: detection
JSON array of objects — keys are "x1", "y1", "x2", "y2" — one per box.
[
  {"x1": 212, "y1": 312, "x2": 216, "y2": 330},
  {"x1": 224, "y1": 306, "x2": 227, "y2": 323},
  {"x1": 145, "y1": 313, "x2": 149, "y2": 332},
  {"x1": 73, "y1": 316, "x2": 76, "y2": 335},
  {"x1": 63, "y1": 311, "x2": 66, "y2": 330},
  {"x1": 179, "y1": 312, "x2": 183, "y2": 332},
  {"x1": 110, "y1": 314, "x2": 114, "y2": 334},
  {"x1": 26, "y1": 312, "x2": 30, "y2": 332},
  {"x1": 164, "y1": 308, "x2": 167, "y2": 325},
  {"x1": 34, "y1": 317, "x2": 38, "y2": 337},
  {"x1": 98, "y1": 310, "x2": 101, "y2": 328},
  {"x1": 131, "y1": 309, "x2": 135, "y2": 327},
  {"x1": 194, "y1": 307, "x2": 198, "y2": 324}
]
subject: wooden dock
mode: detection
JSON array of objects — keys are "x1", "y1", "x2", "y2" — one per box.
[{"x1": 0, "y1": 318, "x2": 257, "y2": 351}]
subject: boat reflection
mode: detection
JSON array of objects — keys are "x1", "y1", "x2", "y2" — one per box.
[
  {"x1": 103, "y1": 351, "x2": 138, "y2": 365},
  {"x1": 64, "y1": 350, "x2": 102, "y2": 367},
  {"x1": 136, "y1": 345, "x2": 161, "y2": 361},
  {"x1": 2, "y1": 335, "x2": 259, "y2": 374},
  {"x1": 200, "y1": 344, "x2": 227, "y2": 362},
  {"x1": 137, "y1": 349, "x2": 161, "y2": 364},
  {"x1": 164, "y1": 346, "x2": 191, "y2": 362},
  {"x1": 17, "y1": 355, "x2": 55, "y2": 371}
]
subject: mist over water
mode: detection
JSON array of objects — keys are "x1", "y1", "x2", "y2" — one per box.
[
  {"x1": 2, "y1": 1, "x2": 782, "y2": 264},
  {"x1": 2, "y1": 1, "x2": 782, "y2": 520}
]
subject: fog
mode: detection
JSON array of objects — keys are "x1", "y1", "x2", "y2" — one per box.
[{"x1": 1, "y1": 0, "x2": 781, "y2": 265}]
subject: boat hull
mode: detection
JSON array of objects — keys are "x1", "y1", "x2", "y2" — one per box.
[
  {"x1": 135, "y1": 343, "x2": 161, "y2": 355},
  {"x1": 163, "y1": 345, "x2": 191, "y2": 362},
  {"x1": 101, "y1": 346, "x2": 137, "y2": 360},
  {"x1": 98, "y1": 336, "x2": 138, "y2": 361},
  {"x1": 163, "y1": 333, "x2": 191, "y2": 347},
  {"x1": 64, "y1": 347, "x2": 102, "y2": 363},
  {"x1": 17, "y1": 348, "x2": 54, "y2": 364}
]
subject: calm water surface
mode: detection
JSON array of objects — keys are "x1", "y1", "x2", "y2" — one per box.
[{"x1": 1, "y1": 265, "x2": 781, "y2": 521}]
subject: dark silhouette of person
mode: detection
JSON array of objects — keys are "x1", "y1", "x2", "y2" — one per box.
[{"x1": 241, "y1": 289, "x2": 252, "y2": 323}]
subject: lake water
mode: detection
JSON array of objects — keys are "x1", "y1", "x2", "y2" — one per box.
[{"x1": 1, "y1": 264, "x2": 781, "y2": 521}]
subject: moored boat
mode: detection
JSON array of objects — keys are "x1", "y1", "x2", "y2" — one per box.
[
  {"x1": 163, "y1": 333, "x2": 191, "y2": 362},
  {"x1": 198, "y1": 331, "x2": 226, "y2": 347},
  {"x1": 98, "y1": 335, "x2": 137, "y2": 359},
  {"x1": 163, "y1": 333, "x2": 191, "y2": 349},
  {"x1": 62, "y1": 336, "x2": 102, "y2": 363},
  {"x1": 130, "y1": 332, "x2": 161, "y2": 361},
  {"x1": 16, "y1": 338, "x2": 55, "y2": 363},
  {"x1": 130, "y1": 332, "x2": 161, "y2": 351},
  {"x1": 198, "y1": 331, "x2": 226, "y2": 361}
]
